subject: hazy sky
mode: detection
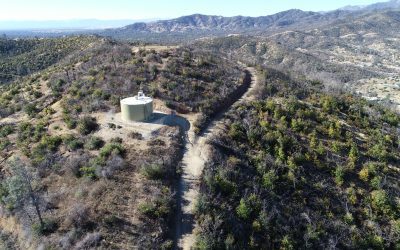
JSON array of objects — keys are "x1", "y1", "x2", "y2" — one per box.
[{"x1": 0, "y1": 0, "x2": 383, "y2": 20}]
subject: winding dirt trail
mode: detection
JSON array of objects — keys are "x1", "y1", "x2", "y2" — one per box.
[{"x1": 175, "y1": 67, "x2": 260, "y2": 249}]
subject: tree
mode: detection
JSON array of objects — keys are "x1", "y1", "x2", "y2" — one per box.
[
  {"x1": 2, "y1": 158, "x2": 44, "y2": 227},
  {"x1": 348, "y1": 143, "x2": 358, "y2": 169},
  {"x1": 309, "y1": 131, "x2": 318, "y2": 149},
  {"x1": 236, "y1": 198, "x2": 251, "y2": 220},
  {"x1": 334, "y1": 166, "x2": 345, "y2": 186}
]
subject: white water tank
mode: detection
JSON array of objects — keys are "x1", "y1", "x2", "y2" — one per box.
[{"x1": 120, "y1": 91, "x2": 153, "y2": 122}]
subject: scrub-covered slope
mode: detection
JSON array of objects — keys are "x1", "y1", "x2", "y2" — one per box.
[{"x1": 196, "y1": 68, "x2": 400, "y2": 249}]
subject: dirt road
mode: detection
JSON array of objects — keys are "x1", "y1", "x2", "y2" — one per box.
[{"x1": 175, "y1": 67, "x2": 261, "y2": 249}]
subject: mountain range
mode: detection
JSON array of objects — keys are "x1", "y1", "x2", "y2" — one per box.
[
  {"x1": 98, "y1": 0, "x2": 400, "y2": 41},
  {"x1": 2, "y1": 0, "x2": 400, "y2": 42},
  {"x1": 340, "y1": 0, "x2": 400, "y2": 11}
]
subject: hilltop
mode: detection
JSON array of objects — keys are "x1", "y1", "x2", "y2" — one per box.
[{"x1": 0, "y1": 38, "x2": 247, "y2": 249}]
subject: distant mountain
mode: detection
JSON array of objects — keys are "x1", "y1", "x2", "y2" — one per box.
[
  {"x1": 340, "y1": 0, "x2": 400, "y2": 11},
  {"x1": 96, "y1": 0, "x2": 400, "y2": 42},
  {"x1": 193, "y1": 9, "x2": 400, "y2": 89},
  {"x1": 118, "y1": 10, "x2": 317, "y2": 33},
  {"x1": 3, "y1": 0, "x2": 400, "y2": 43},
  {"x1": 100, "y1": 9, "x2": 357, "y2": 42}
]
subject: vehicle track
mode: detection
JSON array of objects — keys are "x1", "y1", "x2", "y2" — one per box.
[{"x1": 174, "y1": 66, "x2": 260, "y2": 250}]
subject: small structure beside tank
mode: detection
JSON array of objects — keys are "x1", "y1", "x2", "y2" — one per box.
[{"x1": 120, "y1": 90, "x2": 153, "y2": 122}]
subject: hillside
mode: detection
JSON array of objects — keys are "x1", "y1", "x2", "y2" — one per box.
[
  {"x1": 193, "y1": 10, "x2": 400, "y2": 112},
  {"x1": 0, "y1": 36, "x2": 99, "y2": 83},
  {"x1": 0, "y1": 38, "x2": 246, "y2": 249},
  {"x1": 195, "y1": 67, "x2": 400, "y2": 249}
]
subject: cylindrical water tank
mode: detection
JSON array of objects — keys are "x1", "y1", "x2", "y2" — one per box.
[{"x1": 120, "y1": 91, "x2": 153, "y2": 122}]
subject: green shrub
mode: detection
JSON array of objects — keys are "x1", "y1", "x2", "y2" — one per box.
[
  {"x1": 262, "y1": 170, "x2": 277, "y2": 190},
  {"x1": 79, "y1": 166, "x2": 97, "y2": 179},
  {"x1": 138, "y1": 197, "x2": 171, "y2": 218},
  {"x1": 161, "y1": 240, "x2": 174, "y2": 250},
  {"x1": 93, "y1": 89, "x2": 103, "y2": 98},
  {"x1": 24, "y1": 103, "x2": 39, "y2": 117},
  {"x1": 108, "y1": 123, "x2": 116, "y2": 129},
  {"x1": 316, "y1": 141, "x2": 325, "y2": 156},
  {"x1": 32, "y1": 91, "x2": 42, "y2": 98},
  {"x1": 73, "y1": 105, "x2": 82, "y2": 113},
  {"x1": 343, "y1": 212, "x2": 354, "y2": 224},
  {"x1": 363, "y1": 235, "x2": 384, "y2": 249},
  {"x1": 77, "y1": 116, "x2": 98, "y2": 135},
  {"x1": 280, "y1": 235, "x2": 295, "y2": 250},
  {"x1": 391, "y1": 220, "x2": 400, "y2": 235},
  {"x1": 32, "y1": 219, "x2": 58, "y2": 236},
  {"x1": 85, "y1": 136, "x2": 104, "y2": 150},
  {"x1": 0, "y1": 125, "x2": 14, "y2": 137},
  {"x1": 331, "y1": 141, "x2": 343, "y2": 154},
  {"x1": 30, "y1": 135, "x2": 62, "y2": 162},
  {"x1": 129, "y1": 131, "x2": 143, "y2": 140},
  {"x1": 88, "y1": 68, "x2": 98, "y2": 76},
  {"x1": 367, "y1": 142, "x2": 388, "y2": 162},
  {"x1": 17, "y1": 122, "x2": 45, "y2": 143},
  {"x1": 358, "y1": 167, "x2": 369, "y2": 182},
  {"x1": 382, "y1": 111, "x2": 399, "y2": 127},
  {"x1": 32, "y1": 123, "x2": 46, "y2": 142},
  {"x1": 0, "y1": 140, "x2": 11, "y2": 150},
  {"x1": 138, "y1": 202, "x2": 156, "y2": 216},
  {"x1": 140, "y1": 164, "x2": 165, "y2": 180},
  {"x1": 334, "y1": 166, "x2": 345, "y2": 186},
  {"x1": 228, "y1": 122, "x2": 246, "y2": 141},
  {"x1": 63, "y1": 114, "x2": 77, "y2": 129},
  {"x1": 109, "y1": 137, "x2": 123, "y2": 144},
  {"x1": 40, "y1": 135, "x2": 62, "y2": 152},
  {"x1": 103, "y1": 214, "x2": 123, "y2": 227},
  {"x1": 370, "y1": 176, "x2": 382, "y2": 190},
  {"x1": 321, "y1": 96, "x2": 337, "y2": 113},
  {"x1": 99, "y1": 143, "x2": 125, "y2": 158},
  {"x1": 348, "y1": 143, "x2": 359, "y2": 168},
  {"x1": 43, "y1": 107, "x2": 56, "y2": 116},
  {"x1": 291, "y1": 118, "x2": 305, "y2": 132},
  {"x1": 236, "y1": 198, "x2": 251, "y2": 220},
  {"x1": 214, "y1": 174, "x2": 236, "y2": 195},
  {"x1": 371, "y1": 190, "x2": 391, "y2": 215},
  {"x1": 63, "y1": 135, "x2": 84, "y2": 151}
]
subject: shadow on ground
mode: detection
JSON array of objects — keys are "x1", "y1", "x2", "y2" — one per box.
[{"x1": 143, "y1": 112, "x2": 191, "y2": 132}]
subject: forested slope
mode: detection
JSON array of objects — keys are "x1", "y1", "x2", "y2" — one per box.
[
  {"x1": 0, "y1": 36, "x2": 99, "y2": 83},
  {"x1": 195, "y1": 68, "x2": 400, "y2": 249}
]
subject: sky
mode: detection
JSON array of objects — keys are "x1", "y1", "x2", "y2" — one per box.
[{"x1": 0, "y1": 0, "x2": 384, "y2": 21}]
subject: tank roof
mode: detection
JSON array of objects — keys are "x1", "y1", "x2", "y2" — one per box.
[{"x1": 121, "y1": 95, "x2": 153, "y2": 105}]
